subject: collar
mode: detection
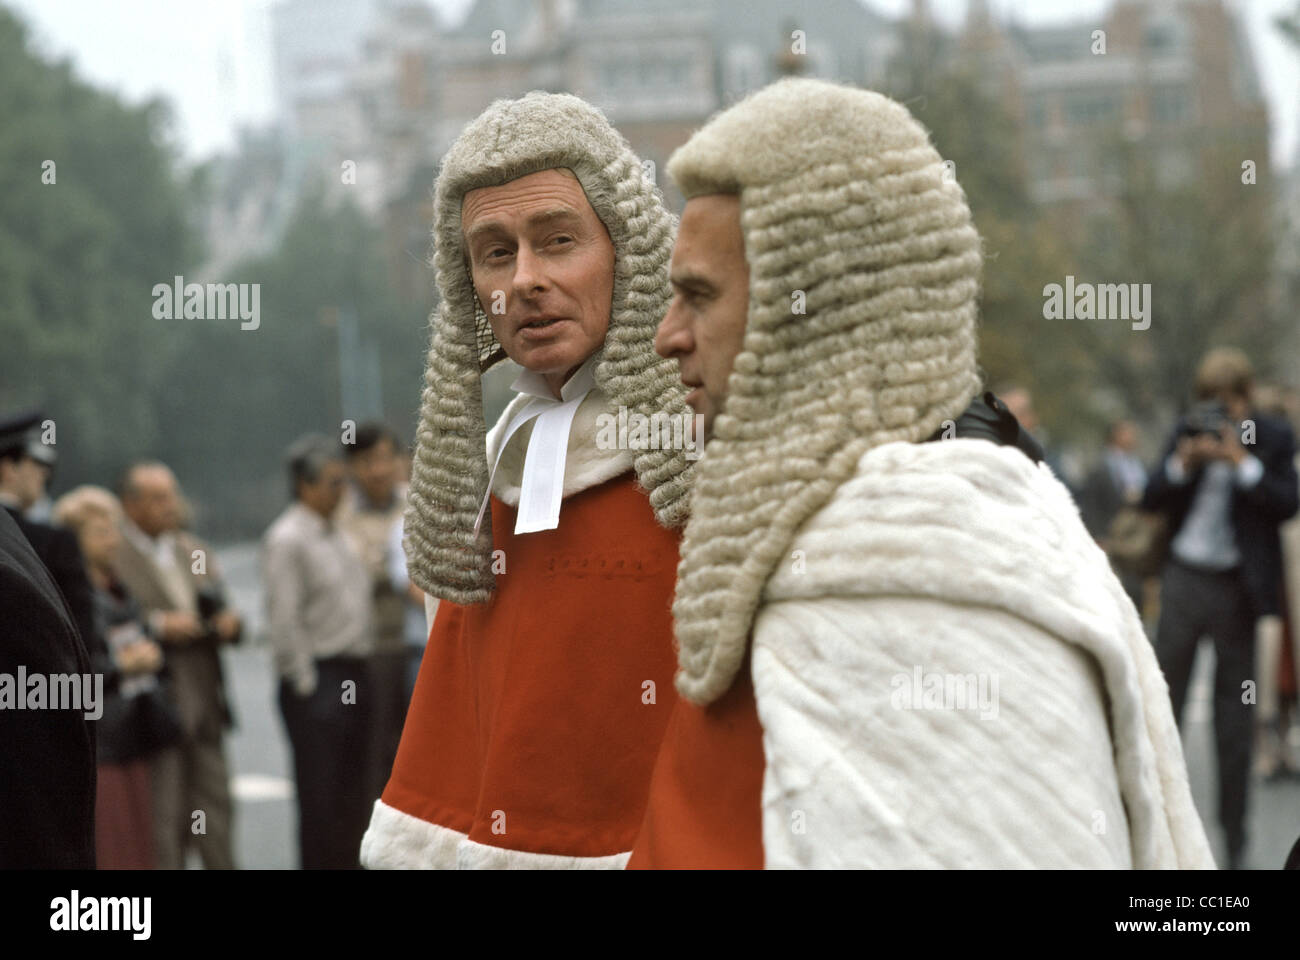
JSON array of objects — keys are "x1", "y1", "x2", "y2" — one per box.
[
  {"x1": 509, "y1": 353, "x2": 598, "y2": 404},
  {"x1": 122, "y1": 518, "x2": 179, "y2": 568},
  {"x1": 291, "y1": 500, "x2": 334, "y2": 534},
  {"x1": 476, "y1": 354, "x2": 599, "y2": 536}
]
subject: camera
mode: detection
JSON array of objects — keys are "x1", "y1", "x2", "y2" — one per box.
[
  {"x1": 196, "y1": 582, "x2": 234, "y2": 645},
  {"x1": 1178, "y1": 400, "x2": 1229, "y2": 439}
]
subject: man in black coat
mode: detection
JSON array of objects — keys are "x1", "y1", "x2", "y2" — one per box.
[
  {"x1": 0, "y1": 506, "x2": 96, "y2": 868},
  {"x1": 1142, "y1": 348, "x2": 1299, "y2": 869}
]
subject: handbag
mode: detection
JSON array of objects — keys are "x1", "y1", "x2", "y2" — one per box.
[
  {"x1": 1106, "y1": 506, "x2": 1169, "y2": 579},
  {"x1": 123, "y1": 686, "x2": 184, "y2": 759}
]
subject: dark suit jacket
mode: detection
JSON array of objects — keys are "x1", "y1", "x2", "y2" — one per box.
[
  {"x1": 1142, "y1": 410, "x2": 1299, "y2": 619},
  {"x1": 109, "y1": 529, "x2": 238, "y2": 741},
  {"x1": 1080, "y1": 457, "x2": 1129, "y2": 542},
  {"x1": 3, "y1": 504, "x2": 96, "y2": 651},
  {"x1": 0, "y1": 507, "x2": 96, "y2": 868}
]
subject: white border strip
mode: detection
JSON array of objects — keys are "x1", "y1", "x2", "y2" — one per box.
[{"x1": 360, "y1": 799, "x2": 631, "y2": 870}]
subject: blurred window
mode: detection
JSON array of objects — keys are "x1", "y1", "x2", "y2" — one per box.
[
  {"x1": 724, "y1": 44, "x2": 764, "y2": 99},
  {"x1": 1143, "y1": 13, "x2": 1188, "y2": 55},
  {"x1": 1155, "y1": 147, "x2": 1195, "y2": 189},
  {"x1": 1065, "y1": 92, "x2": 1119, "y2": 127},
  {"x1": 1150, "y1": 86, "x2": 1191, "y2": 126}
]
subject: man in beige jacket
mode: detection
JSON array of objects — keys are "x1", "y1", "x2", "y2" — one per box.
[{"x1": 111, "y1": 461, "x2": 242, "y2": 869}]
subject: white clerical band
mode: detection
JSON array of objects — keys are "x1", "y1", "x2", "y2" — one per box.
[{"x1": 475, "y1": 356, "x2": 597, "y2": 538}]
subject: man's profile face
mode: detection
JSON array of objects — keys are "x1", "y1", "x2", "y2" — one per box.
[
  {"x1": 462, "y1": 168, "x2": 615, "y2": 397},
  {"x1": 654, "y1": 193, "x2": 749, "y2": 442}
]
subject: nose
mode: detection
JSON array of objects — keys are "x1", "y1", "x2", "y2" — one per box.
[
  {"x1": 655, "y1": 296, "x2": 692, "y2": 360},
  {"x1": 511, "y1": 244, "x2": 547, "y2": 300}
]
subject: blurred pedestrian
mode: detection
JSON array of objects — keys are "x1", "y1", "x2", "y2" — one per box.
[
  {"x1": 1142, "y1": 347, "x2": 1299, "y2": 868},
  {"x1": 53, "y1": 485, "x2": 182, "y2": 870},
  {"x1": 111, "y1": 461, "x2": 242, "y2": 869},
  {"x1": 263, "y1": 434, "x2": 373, "y2": 869},
  {"x1": 336, "y1": 422, "x2": 408, "y2": 806},
  {"x1": 0, "y1": 408, "x2": 96, "y2": 648},
  {"x1": 998, "y1": 385, "x2": 1078, "y2": 497},
  {"x1": 1255, "y1": 384, "x2": 1300, "y2": 777},
  {"x1": 1080, "y1": 419, "x2": 1149, "y2": 612}
]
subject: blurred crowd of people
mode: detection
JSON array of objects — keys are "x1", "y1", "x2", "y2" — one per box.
[
  {"x1": 262, "y1": 424, "x2": 426, "y2": 869},
  {"x1": 0, "y1": 413, "x2": 424, "y2": 869},
  {"x1": 3, "y1": 347, "x2": 1298, "y2": 870}
]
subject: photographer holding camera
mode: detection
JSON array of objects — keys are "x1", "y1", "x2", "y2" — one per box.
[{"x1": 1143, "y1": 347, "x2": 1298, "y2": 869}]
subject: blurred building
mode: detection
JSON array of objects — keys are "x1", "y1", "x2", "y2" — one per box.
[
  {"x1": 271, "y1": 0, "x2": 394, "y2": 140},
  {"x1": 213, "y1": 0, "x2": 1275, "y2": 310},
  {"x1": 352, "y1": 2, "x2": 443, "y2": 302},
  {"x1": 434, "y1": 0, "x2": 896, "y2": 205},
  {"x1": 1276, "y1": 161, "x2": 1300, "y2": 371},
  {"x1": 194, "y1": 128, "x2": 298, "y2": 280},
  {"x1": 959, "y1": 0, "x2": 1270, "y2": 211}
]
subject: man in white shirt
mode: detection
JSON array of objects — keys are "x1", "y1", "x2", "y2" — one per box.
[{"x1": 263, "y1": 434, "x2": 374, "y2": 869}]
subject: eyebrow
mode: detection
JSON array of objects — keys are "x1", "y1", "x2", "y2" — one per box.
[
  {"x1": 670, "y1": 269, "x2": 716, "y2": 294},
  {"x1": 464, "y1": 207, "x2": 584, "y2": 244}
]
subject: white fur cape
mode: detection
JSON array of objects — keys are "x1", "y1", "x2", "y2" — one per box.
[{"x1": 751, "y1": 438, "x2": 1216, "y2": 869}]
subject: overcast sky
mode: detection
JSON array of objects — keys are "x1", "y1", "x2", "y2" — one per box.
[{"x1": 8, "y1": 0, "x2": 1299, "y2": 168}]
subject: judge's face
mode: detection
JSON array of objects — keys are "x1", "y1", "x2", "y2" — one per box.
[
  {"x1": 654, "y1": 194, "x2": 749, "y2": 443},
  {"x1": 462, "y1": 169, "x2": 615, "y2": 399}
]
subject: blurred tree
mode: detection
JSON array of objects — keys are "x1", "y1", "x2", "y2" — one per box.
[
  {"x1": 154, "y1": 182, "x2": 425, "y2": 536},
  {"x1": 1274, "y1": 1, "x2": 1300, "y2": 383},
  {"x1": 0, "y1": 7, "x2": 197, "y2": 490},
  {"x1": 884, "y1": 55, "x2": 1089, "y2": 443},
  {"x1": 885, "y1": 14, "x2": 1288, "y2": 457},
  {"x1": 0, "y1": 8, "x2": 433, "y2": 538},
  {"x1": 1077, "y1": 134, "x2": 1279, "y2": 426}
]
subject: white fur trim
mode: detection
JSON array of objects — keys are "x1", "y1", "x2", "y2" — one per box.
[
  {"x1": 360, "y1": 799, "x2": 631, "y2": 870},
  {"x1": 361, "y1": 799, "x2": 464, "y2": 869},
  {"x1": 750, "y1": 438, "x2": 1216, "y2": 869},
  {"x1": 486, "y1": 387, "x2": 635, "y2": 508},
  {"x1": 454, "y1": 838, "x2": 629, "y2": 870}
]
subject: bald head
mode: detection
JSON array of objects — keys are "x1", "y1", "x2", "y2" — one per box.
[{"x1": 120, "y1": 462, "x2": 181, "y2": 536}]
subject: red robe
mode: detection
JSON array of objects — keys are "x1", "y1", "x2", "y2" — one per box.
[
  {"x1": 626, "y1": 649, "x2": 765, "y2": 869},
  {"x1": 362, "y1": 471, "x2": 680, "y2": 867}
]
